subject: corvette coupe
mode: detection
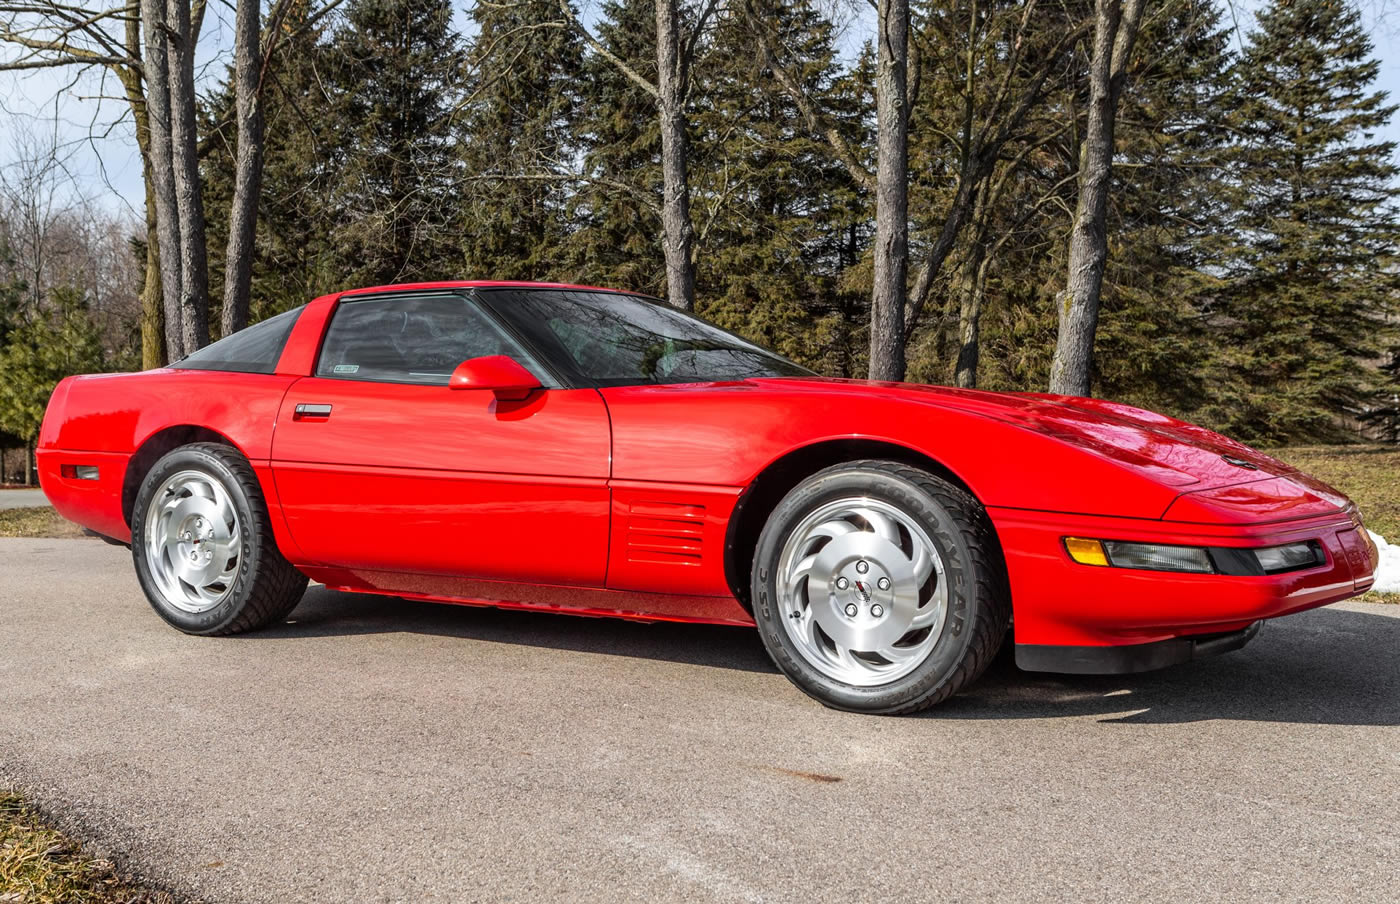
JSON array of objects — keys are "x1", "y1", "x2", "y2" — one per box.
[{"x1": 38, "y1": 282, "x2": 1379, "y2": 713}]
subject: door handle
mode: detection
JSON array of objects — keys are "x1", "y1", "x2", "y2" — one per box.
[{"x1": 293, "y1": 403, "x2": 333, "y2": 421}]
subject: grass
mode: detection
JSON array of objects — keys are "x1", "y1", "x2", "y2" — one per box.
[
  {"x1": 0, "y1": 508, "x2": 87, "y2": 540},
  {"x1": 1274, "y1": 444, "x2": 1400, "y2": 604},
  {"x1": 1273, "y1": 445, "x2": 1400, "y2": 539},
  {"x1": 0, "y1": 793, "x2": 175, "y2": 904}
]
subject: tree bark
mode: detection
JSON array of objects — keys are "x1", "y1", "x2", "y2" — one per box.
[
  {"x1": 655, "y1": 0, "x2": 696, "y2": 312},
  {"x1": 868, "y1": 0, "x2": 910, "y2": 381},
  {"x1": 141, "y1": 0, "x2": 185, "y2": 360},
  {"x1": 222, "y1": 0, "x2": 265, "y2": 337},
  {"x1": 119, "y1": 0, "x2": 166, "y2": 369},
  {"x1": 954, "y1": 240, "x2": 990, "y2": 388},
  {"x1": 1047, "y1": 0, "x2": 1146, "y2": 397},
  {"x1": 166, "y1": 0, "x2": 211, "y2": 352}
]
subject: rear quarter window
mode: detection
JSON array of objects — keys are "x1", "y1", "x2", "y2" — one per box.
[{"x1": 169, "y1": 306, "x2": 305, "y2": 374}]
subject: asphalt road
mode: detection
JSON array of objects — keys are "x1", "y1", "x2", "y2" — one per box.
[
  {"x1": 0, "y1": 488, "x2": 46, "y2": 509},
  {"x1": 2, "y1": 537, "x2": 1398, "y2": 904}
]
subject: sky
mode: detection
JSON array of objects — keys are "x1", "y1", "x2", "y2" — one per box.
[{"x1": 0, "y1": 0, "x2": 1396, "y2": 220}]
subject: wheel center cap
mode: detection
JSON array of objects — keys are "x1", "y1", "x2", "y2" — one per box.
[{"x1": 810, "y1": 532, "x2": 919, "y2": 649}]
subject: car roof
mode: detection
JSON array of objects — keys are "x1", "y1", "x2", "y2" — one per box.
[{"x1": 339, "y1": 280, "x2": 636, "y2": 297}]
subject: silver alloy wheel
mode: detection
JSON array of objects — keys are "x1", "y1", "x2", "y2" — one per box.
[
  {"x1": 776, "y1": 496, "x2": 949, "y2": 686},
  {"x1": 143, "y1": 468, "x2": 243, "y2": 614}
]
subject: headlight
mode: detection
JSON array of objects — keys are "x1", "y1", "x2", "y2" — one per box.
[
  {"x1": 1252, "y1": 541, "x2": 1323, "y2": 574},
  {"x1": 1103, "y1": 541, "x2": 1214, "y2": 573},
  {"x1": 1063, "y1": 537, "x2": 1324, "y2": 576}
]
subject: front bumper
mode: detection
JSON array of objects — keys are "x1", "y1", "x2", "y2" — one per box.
[
  {"x1": 990, "y1": 506, "x2": 1375, "y2": 657},
  {"x1": 1016, "y1": 621, "x2": 1261, "y2": 674}
]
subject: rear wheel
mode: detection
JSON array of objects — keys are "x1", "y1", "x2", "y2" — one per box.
[
  {"x1": 131, "y1": 442, "x2": 307, "y2": 635},
  {"x1": 750, "y1": 460, "x2": 1010, "y2": 714}
]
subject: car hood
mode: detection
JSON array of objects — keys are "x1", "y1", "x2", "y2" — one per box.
[{"x1": 750, "y1": 377, "x2": 1350, "y2": 522}]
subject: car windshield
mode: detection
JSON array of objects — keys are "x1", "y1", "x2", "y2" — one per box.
[{"x1": 482, "y1": 289, "x2": 813, "y2": 387}]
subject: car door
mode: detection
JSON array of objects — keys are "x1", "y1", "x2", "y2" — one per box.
[{"x1": 270, "y1": 291, "x2": 611, "y2": 586}]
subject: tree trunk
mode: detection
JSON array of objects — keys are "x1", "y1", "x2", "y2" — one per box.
[
  {"x1": 1047, "y1": 0, "x2": 1146, "y2": 397},
  {"x1": 655, "y1": 0, "x2": 696, "y2": 312},
  {"x1": 141, "y1": 0, "x2": 185, "y2": 360},
  {"x1": 954, "y1": 241, "x2": 989, "y2": 388},
  {"x1": 868, "y1": 0, "x2": 910, "y2": 382},
  {"x1": 222, "y1": 0, "x2": 265, "y2": 338},
  {"x1": 25, "y1": 442, "x2": 35, "y2": 487},
  {"x1": 166, "y1": 0, "x2": 211, "y2": 352},
  {"x1": 121, "y1": 1, "x2": 167, "y2": 369}
]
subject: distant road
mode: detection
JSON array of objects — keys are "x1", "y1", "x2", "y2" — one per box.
[
  {"x1": 0, "y1": 488, "x2": 47, "y2": 509},
  {"x1": 2, "y1": 536, "x2": 1398, "y2": 904}
]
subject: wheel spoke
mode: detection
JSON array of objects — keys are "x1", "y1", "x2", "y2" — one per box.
[
  {"x1": 807, "y1": 519, "x2": 857, "y2": 543},
  {"x1": 787, "y1": 553, "x2": 820, "y2": 588},
  {"x1": 912, "y1": 543, "x2": 935, "y2": 586},
  {"x1": 875, "y1": 643, "x2": 924, "y2": 664},
  {"x1": 853, "y1": 506, "x2": 900, "y2": 544}
]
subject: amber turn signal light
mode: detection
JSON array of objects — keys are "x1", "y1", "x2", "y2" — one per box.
[{"x1": 1064, "y1": 537, "x2": 1110, "y2": 567}]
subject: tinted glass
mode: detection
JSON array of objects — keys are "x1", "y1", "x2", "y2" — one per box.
[
  {"x1": 484, "y1": 289, "x2": 813, "y2": 387},
  {"x1": 316, "y1": 293, "x2": 548, "y2": 386},
  {"x1": 170, "y1": 306, "x2": 304, "y2": 374}
]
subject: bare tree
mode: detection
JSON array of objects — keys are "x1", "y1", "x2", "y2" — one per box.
[
  {"x1": 1047, "y1": 0, "x2": 1147, "y2": 396},
  {"x1": 0, "y1": 0, "x2": 167, "y2": 366},
  {"x1": 222, "y1": 0, "x2": 265, "y2": 336},
  {"x1": 220, "y1": 0, "x2": 321, "y2": 336},
  {"x1": 867, "y1": 0, "x2": 909, "y2": 381},
  {"x1": 557, "y1": 0, "x2": 719, "y2": 312}
]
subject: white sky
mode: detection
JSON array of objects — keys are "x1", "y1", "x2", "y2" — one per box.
[{"x1": 0, "y1": 0, "x2": 1395, "y2": 220}]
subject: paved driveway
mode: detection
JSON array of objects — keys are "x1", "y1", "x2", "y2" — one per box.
[
  {"x1": 1, "y1": 537, "x2": 1397, "y2": 903},
  {"x1": 0, "y1": 488, "x2": 46, "y2": 509}
]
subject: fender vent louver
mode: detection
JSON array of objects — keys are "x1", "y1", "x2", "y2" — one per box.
[{"x1": 625, "y1": 501, "x2": 706, "y2": 566}]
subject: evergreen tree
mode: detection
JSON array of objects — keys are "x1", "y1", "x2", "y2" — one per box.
[
  {"x1": 689, "y1": 0, "x2": 868, "y2": 372},
  {"x1": 457, "y1": 0, "x2": 585, "y2": 280},
  {"x1": 563, "y1": 0, "x2": 666, "y2": 297},
  {"x1": 1216, "y1": 0, "x2": 1400, "y2": 442},
  {"x1": 1092, "y1": 0, "x2": 1237, "y2": 418},
  {"x1": 325, "y1": 0, "x2": 463, "y2": 285},
  {"x1": 0, "y1": 287, "x2": 107, "y2": 448}
]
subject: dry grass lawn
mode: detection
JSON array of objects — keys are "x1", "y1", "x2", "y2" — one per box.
[{"x1": 0, "y1": 793, "x2": 177, "y2": 903}]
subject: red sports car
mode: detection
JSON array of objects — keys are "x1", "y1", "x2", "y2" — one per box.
[{"x1": 38, "y1": 282, "x2": 1379, "y2": 713}]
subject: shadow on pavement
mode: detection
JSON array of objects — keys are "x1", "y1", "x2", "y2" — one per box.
[
  {"x1": 263, "y1": 584, "x2": 777, "y2": 674},
  {"x1": 266, "y1": 587, "x2": 1399, "y2": 726}
]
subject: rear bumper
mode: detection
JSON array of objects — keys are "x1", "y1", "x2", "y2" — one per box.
[
  {"x1": 1016, "y1": 621, "x2": 1261, "y2": 674},
  {"x1": 36, "y1": 448, "x2": 132, "y2": 542},
  {"x1": 990, "y1": 506, "x2": 1374, "y2": 653}
]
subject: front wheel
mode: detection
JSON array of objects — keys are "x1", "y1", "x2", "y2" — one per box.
[
  {"x1": 751, "y1": 460, "x2": 1010, "y2": 714},
  {"x1": 131, "y1": 442, "x2": 307, "y2": 635}
]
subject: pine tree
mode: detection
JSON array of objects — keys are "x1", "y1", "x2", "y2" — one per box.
[
  {"x1": 1092, "y1": 0, "x2": 1237, "y2": 418},
  {"x1": 688, "y1": 0, "x2": 868, "y2": 372},
  {"x1": 325, "y1": 0, "x2": 463, "y2": 285},
  {"x1": 563, "y1": 0, "x2": 666, "y2": 297},
  {"x1": 1216, "y1": 0, "x2": 1400, "y2": 442},
  {"x1": 457, "y1": 0, "x2": 585, "y2": 280},
  {"x1": 0, "y1": 287, "x2": 107, "y2": 448}
]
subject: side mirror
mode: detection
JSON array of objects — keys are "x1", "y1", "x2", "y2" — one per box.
[{"x1": 449, "y1": 356, "x2": 542, "y2": 401}]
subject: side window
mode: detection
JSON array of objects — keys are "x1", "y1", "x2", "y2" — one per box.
[
  {"x1": 315, "y1": 294, "x2": 551, "y2": 386},
  {"x1": 170, "y1": 305, "x2": 304, "y2": 374}
]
